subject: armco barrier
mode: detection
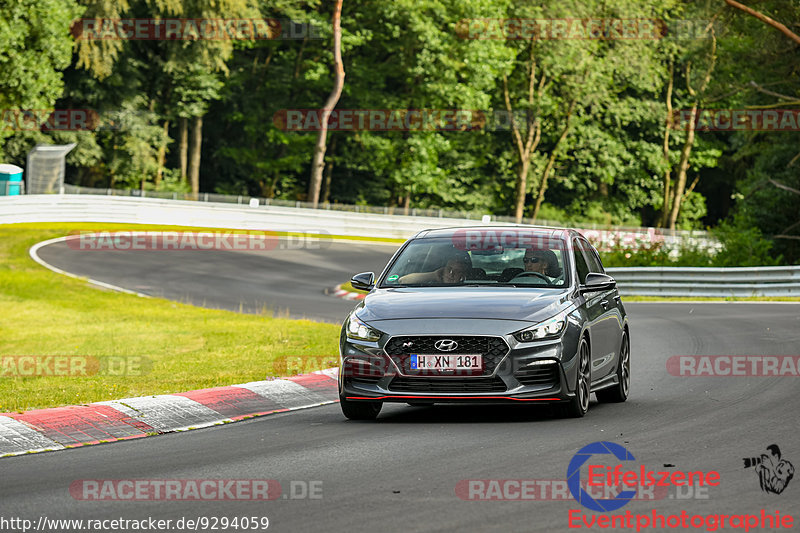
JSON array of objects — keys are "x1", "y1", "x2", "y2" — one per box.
[
  {"x1": 606, "y1": 266, "x2": 800, "y2": 297},
  {"x1": 9, "y1": 194, "x2": 790, "y2": 297},
  {"x1": 0, "y1": 193, "x2": 711, "y2": 249}
]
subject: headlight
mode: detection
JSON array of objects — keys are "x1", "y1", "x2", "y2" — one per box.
[
  {"x1": 346, "y1": 314, "x2": 382, "y2": 341},
  {"x1": 513, "y1": 312, "x2": 567, "y2": 342}
]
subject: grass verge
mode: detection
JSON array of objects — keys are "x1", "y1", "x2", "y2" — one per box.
[{"x1": 0, "y1": 223, "x2": 343, "y2": 412}]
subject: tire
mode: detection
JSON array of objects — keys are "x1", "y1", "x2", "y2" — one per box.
[
  {"x1": 340, "y1": 396, "x2": 382, "y2": 420},
  {"x1": 596, "y1": 331, "x2": 630, "y2": 403},
  {"x1": 558, "y1": 337, "x2": 591, "y2": 418}
]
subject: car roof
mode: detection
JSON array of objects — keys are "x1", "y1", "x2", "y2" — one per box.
[{"x1": 412, "y1": 225, "x2": 575, "y2": 240}]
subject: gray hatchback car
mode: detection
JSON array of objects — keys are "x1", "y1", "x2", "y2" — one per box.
[{"x1": 338, "y1": 226, "x2": 630, "y2": 420}]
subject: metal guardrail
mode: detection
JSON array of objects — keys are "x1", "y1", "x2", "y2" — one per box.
[
  {"x1": 607, "y1": 266, "x2": 800, "y2": 297},
  {"x1": 5, "y1": 194, "x2": 788, "y2": 297}
]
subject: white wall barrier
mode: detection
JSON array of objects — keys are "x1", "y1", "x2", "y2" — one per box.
[{"x1": 6, "y1": 194, "x2": 791, "y2": 297}]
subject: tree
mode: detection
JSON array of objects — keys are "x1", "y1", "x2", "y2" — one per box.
[
  {"x1": 307, "y1": 0, "x2": 344, "y2": 207},
  {"x1": 0, "y1": 0, "x2": 81, "y2": 146}
]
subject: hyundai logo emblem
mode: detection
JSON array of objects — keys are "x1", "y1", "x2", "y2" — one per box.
[{"x1": 434, "y1": 339, "x2": 458, "y2": 352}]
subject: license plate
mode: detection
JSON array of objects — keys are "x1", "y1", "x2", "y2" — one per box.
[{"x1": 410, "y1": 354, "x2": 482, "y2": 370}]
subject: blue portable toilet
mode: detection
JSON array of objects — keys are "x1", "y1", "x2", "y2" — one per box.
[{"x1": 0, "y1": 164, "x2": 23, "y2": 195}]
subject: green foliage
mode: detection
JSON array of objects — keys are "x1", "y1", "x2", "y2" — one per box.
[
  {"x1": 0, "y1": 0, "x2": 796, "y2": 265},
  {"x1": 0, "y1": 0, "x2": 82, "y2": 146},
  {"x1": 711, "y1": 216, "x2": 783, "y2": 267}
]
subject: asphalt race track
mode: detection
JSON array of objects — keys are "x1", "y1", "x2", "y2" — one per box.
[
  {"x1": 35, "y1": 237, "x2": 399, "y2": 323},
  {"x1": 3, "y1": 238, "x2": 799, "y2": 532}
]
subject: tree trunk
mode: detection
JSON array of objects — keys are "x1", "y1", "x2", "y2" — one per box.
[
  {"x1": 308, "y1": 0, "x2": 345, "y2": 207},
  {"x1": 668, "y1": 102, "x2": 697, "y2": 229},
  {"x1": 665, "y1": 31, "x2": 715, "y2": 229},
  {"x1": 660, "y1": 62, "x2": 674, "y2": 228},
  {"x1": 155, "y1": 120, "x2": 169, "y2": 189},
  {"x1": 188, "y1": 115, "x2": 203, "y2": 198},
  {"x1": 403, "y1": 191, "x2": 411, "y2": 215},
  {"x1": 179, "y1": 117, "x2": 188, "y2": 183},
  {"x1": 513, "y1": 160, "x2": 530, "y2": 222},
  {"x1": 321, "y1": 135, "x2": 336, "y2": 204},
  {"x1": 503, "y1": 51, "x2": 543, "y2": 223},
  {"x1": 531, "y1": 98, "x2": 577, "y2": 220},
  {"x1": 724, "y1": 0, "x2": 800, "y2": 45}
]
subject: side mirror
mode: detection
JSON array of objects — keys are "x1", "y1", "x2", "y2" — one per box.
[
  {"x1": 581, "y1": 272, "x2": 616, "y2": 293},
  {"x1": 351, "y1": 272, "x2": 375, "y2": 291}
]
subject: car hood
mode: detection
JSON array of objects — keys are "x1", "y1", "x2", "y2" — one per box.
[{"x1": 356, "y1": 287, "x2": 570, "y2": 324}]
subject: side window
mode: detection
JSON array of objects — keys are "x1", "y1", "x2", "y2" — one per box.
[
  {"x1": 572, "y1": 239, "x2": 590, "y2": 284},
  {"x1": 580, "y1": 239, "x2": 604, "y2": 274}
]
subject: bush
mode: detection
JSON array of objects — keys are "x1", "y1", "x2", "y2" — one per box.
[
  {"x1": 710, "y1": 217, "x2": 783, "y2": 267},
  {"x1": 598, "y1": 216, "x2": 783, "y2": 268}
]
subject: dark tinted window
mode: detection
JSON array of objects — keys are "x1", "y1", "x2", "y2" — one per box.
[
  {"x1": 572, "y1": 240, "x2": 590, "y2": 284},
  {"x1": 579, "y1": 239, "x2": 604, "y2": 273}
]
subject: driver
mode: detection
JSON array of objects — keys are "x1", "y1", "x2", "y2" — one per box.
[{"x1": 522, "y1": 248, "x2": 561, "y2": 278}]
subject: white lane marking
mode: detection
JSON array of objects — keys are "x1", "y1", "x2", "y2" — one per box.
[
  {"x1": 234, "y1": 379, "x2": 334, "y2": 410},
  {"x1": 29, "y1": 236, "x2": 150, "y2": 297},
  {"x1": 0, "y1": 416, "x2": 64, "y2": 456},
  {"x1": 313, "y1": 367, "x2": 339, "y2": 380}
]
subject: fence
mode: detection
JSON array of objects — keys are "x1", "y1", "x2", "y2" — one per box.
[{"x1": 606, "y1": 266, "x2": 800, "y2": 297}]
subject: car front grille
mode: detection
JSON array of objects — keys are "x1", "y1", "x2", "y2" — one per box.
[
  {"x1": 514, "y1": 361, "x2": 559, "y2": 388},
  {"x1": 383, "y1": 335, "x2": 509, "y2": 377},
  {"x1": 388, "y1": 376, "x2": 507, "y2": 393}
]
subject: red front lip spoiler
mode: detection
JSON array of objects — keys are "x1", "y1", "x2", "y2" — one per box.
[{"x1": 345, "y1": 395, "x2": 562, "y2": 401}]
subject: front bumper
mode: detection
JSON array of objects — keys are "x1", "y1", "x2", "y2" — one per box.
[{"x1": 339, "y1": 330, "x2": 580, "y2": 404}]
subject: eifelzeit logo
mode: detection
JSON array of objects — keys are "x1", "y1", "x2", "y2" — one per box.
[{"x1": 744, "y1": 445, "x2": 794, "y2": 495}]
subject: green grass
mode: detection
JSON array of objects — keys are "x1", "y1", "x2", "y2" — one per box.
[{"x1": 0, "y1": 223, "x2": 343, "y2": 412}]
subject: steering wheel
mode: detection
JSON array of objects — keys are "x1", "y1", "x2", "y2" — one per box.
[{"x1": 511, "y1": 271, "x2": 550, "y2": 282}]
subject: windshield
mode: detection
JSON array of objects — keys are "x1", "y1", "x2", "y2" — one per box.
[{"x1": 380, "y1": 236, "x2": 569, "y2": 288}]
